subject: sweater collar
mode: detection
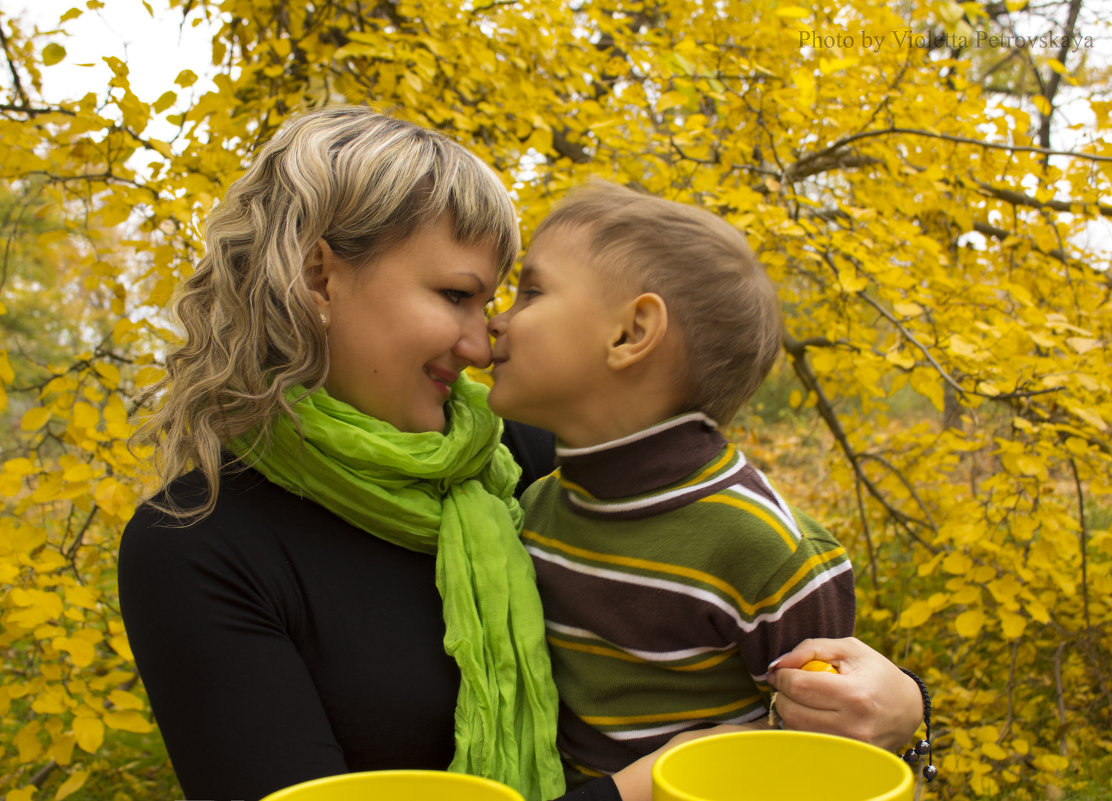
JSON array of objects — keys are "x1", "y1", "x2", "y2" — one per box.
[{"x1": 555, "y1": 413, "x2": 743, "y2": 517}]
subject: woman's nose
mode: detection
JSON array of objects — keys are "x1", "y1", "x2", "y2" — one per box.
[{"x1": 456, "y1": 311, "x2": 494, "y2": 368}]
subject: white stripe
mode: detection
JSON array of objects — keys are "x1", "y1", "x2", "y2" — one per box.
[
  {"x1": 546, "y1": 620, "x2": 735, "y2": 662},
  {"x1": 752, "y1": 466, "x2": 805, "y2": 538},
  {"x1": 565, "y1": 452, "x2": 747, "y2": 515},
  {"x1": 603, "y1": 707, "x2": 768, "y2": 740},
  {"x1": 555, "y1": 412, "x2": 718, "y2": 457},
  {"x1": 528, "y1": 545, "x2": 747, "y2": 629},
  {"x1": 527, "y1": 545, "x2": 853, "y2": 633},
  {"x1": 719, "y1": 482, "x2": 803, "y2": 543}
]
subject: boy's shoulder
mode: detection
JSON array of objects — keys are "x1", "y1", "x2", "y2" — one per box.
[{"x1": 695, "y1": 468, "x2": 842, "y2": 549}]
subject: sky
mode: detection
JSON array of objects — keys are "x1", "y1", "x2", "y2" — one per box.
[
  {"x1": 4, "y1": 0, "x2": 1109, "y2": 260},
  {"x1": 8, "y1": 0, "x2": 216, "y2": 111}
]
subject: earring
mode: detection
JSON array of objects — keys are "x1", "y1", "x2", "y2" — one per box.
[{"x1": 319, "y1": 312, "x2": 328, "y2": 327}]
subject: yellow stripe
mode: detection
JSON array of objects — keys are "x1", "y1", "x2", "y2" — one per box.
[
  {"x1": 566, "y1": 761, "x2": 607, "y2": 778},
  {"x1": 762, "y1": 546, "x2": 848, "y2": 609},
  {"x1": 548, "y1": 636, "x2": 647, "y2": 665},
  {"x1": 685, "y1": 446, "x2": 737, "y2": 486},
  {"x1": 672, "y1": 650, "x2": 736, "y2": 672},
  {"x1": 548, "y1": 636, "x2": 736, "y2": 672},
  {"x1": 524, "y1": 528, "x2": 846, "y2": 617},
  {"x1": 698, "y1": 493, "x2": 798, "y2": 551},
  {"x1": 526, "y1": 528, "x2": 752, "y2": 612},
  {"x1": 581, "y1": 694, "x2": 762, "y2": 726},
  {"x1": 558, "y1": 475, "x2": 592, "y2": 497}
]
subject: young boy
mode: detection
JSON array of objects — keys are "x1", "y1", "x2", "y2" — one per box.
[{"x1": 486, "y1": 180, "x2": 855, "y2": 785}]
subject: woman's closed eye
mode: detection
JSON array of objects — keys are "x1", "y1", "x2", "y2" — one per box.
[{"x1": 441, "y1": 289, "x2": 474, "y2": 305}]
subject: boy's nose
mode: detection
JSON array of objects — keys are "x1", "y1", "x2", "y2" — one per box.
[{"x1": 487, "y1": 311, "x2": 507, "y2": 338}]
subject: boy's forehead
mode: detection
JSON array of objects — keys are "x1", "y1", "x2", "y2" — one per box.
[{"x1": 524, "y1": 224, "x2": 593, "y2": 272}]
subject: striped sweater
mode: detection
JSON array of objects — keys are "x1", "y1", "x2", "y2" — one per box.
[{"x1": 521, "y1": 413, "x2": 855, "y2": 781}]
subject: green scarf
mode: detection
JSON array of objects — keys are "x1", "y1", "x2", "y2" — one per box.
[{"x1": 233, "y1": 377, "x2": 565, "y2": 800}]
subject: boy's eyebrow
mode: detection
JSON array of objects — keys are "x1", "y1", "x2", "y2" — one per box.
[{"x1": 518, "y1": 264, "x2": 536, "y2": 284}]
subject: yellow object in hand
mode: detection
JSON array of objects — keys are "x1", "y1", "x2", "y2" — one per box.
[{"x1": 801, "y1": 659, "x2": 839, "y2": 673}]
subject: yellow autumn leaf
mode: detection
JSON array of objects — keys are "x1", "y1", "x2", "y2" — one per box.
[
  {"x1": 73, "y1": 716, "x2": 104, "y2": 753},
  {"x1": 108, "y1": 689, "x2": 146, "y2": 710},
  {"x1": 20, "y1": 406, "x2": 53, "y2": 432},
  {"x1": 62, "y1": 462, "x2": 95, "y2": 483},
  {"x1": 909, "y1": 370, "x2": 945, "y2": 413},
  {"x1": 108, "y1": 633, "x2": 134, "y2": 661},
  {"x1": 54, "y1": 636, "x2": 97, "y2": 667},
  {"x1": 66, "y1": 584, "x2": 98, "y2": 610},
  {"x1": 42, "y1": 43, "x2": 66, "y2": 65},
  {"x1": 103, "y1": 709, "x2": 154, "y2": 733},
  {"x1": 1000, "y1": 609, "x2": 1026, "y2": 639},
  {"x1": 135, "y1": 365, "x2": 166, "y2": 386},
  {"x1": 153, "y1": 90, "x2": 177, "y2": 113},
  {"x1": 15, "y1": 721, "x2": 43, "y2": 763},
  {"x1": 1033, "y1": 754, "x2": 1069, "y2": 772},
  {"x1": 982, "y1": 742, "x2": 1008, "y2": 760},
  {"x1": 955, "y1": 608, "x2": 986, "y2": 638},
  {"x1": 47, "y1": 732, "x2": 76, "y2": 766},
  {"x1": 54, "y1": 769, "x2": 89, "y2": 801},
  {"x1": 898, "y1": 599, "x2": 933, "y2": 629},
  {"x1": 942, "y1": 551, "x2": 972, "y2": 574}
]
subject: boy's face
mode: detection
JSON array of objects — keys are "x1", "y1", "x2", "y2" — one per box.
[{"x1": 486, "y1": 226, "x2": 621, "y2": 437}]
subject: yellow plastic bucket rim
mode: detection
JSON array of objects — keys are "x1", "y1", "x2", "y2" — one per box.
[
  {"x1": 651, "y1": 730, "x2": 914, "y2": 801},
  {"x1": 259, "y1": 769, "x2": 524, "y2": 801}
]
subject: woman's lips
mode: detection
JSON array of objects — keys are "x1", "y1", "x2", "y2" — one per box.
[{"x1": 425, "y1": 366, "x2": 456, "y2": 395}]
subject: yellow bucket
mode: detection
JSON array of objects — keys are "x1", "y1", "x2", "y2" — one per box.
[
  {"x1": 652, "y1": 731, "x2": 914, "y2": 801},
  {"x1": 260, "y1": 770, "x2": 525, "y2": 801}
]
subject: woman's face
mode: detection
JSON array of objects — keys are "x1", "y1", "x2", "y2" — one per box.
[{"x1": 313, "y1": 216, "x2": 499, "y2": 433}]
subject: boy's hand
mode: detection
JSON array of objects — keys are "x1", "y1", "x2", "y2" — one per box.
[{"x1": 766, "y1": 637, "x2": 922, "y2": 751}]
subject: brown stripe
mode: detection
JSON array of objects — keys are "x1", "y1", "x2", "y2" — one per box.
[{"x1": 558, "y1": 418, "x2": 726, "y2": 499}]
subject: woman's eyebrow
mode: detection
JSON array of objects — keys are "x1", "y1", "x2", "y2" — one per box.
[{"x1": 453, "y1": 271, "x2": 490, "y2": 294}]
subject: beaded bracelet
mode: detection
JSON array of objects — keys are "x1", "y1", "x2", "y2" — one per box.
[{"x1": 898, "y1": 668, "x2": 938, "y2": 781}]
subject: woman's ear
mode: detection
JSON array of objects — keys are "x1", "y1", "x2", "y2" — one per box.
[
  {"x1": 305, "y1": 238, "x2": 339, "y2": 312},
  {"x1": 606, "y1": 292, "x2": 670, "y2": 371}
]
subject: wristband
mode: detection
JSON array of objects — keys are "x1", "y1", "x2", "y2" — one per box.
[{"x1": 897, "y1": 668, "x2": 938, "y2": 781}]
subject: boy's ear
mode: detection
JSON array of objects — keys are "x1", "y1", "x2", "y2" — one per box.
[{"x1": 606, "y1": 292, "x2": 670, "y2": 371}]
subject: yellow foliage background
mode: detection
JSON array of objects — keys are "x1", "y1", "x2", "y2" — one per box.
[{"x1": 0, "y1": 0, "x2": 1110, "y2": 798}]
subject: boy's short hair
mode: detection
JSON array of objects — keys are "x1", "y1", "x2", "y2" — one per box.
[{"x1": 533, "y1": 180, "x2": 781, "y2": 425}]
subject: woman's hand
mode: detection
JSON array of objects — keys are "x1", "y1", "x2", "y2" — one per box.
[
  {"x1": 766, "y1": 637, "x2": 922, "y2": 751},
  {"x1": 610, "y1": 722, "x2": 768, "y2": 801}
]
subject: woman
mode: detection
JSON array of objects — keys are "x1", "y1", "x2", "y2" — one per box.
[{"x1": 119, "y1": 106, "x2": 923, "y2": 801}]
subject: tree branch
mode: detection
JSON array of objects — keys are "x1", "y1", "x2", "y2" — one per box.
[
  {"x1": 972, "y1": 220, "x2": 1069, "y2": 264},
  {"x1": 795, "y1": 126, "x2": 1112, "y2": 172},
  {"x1": 971, "y1": 178, "x2": 1112, "y2": 218},
  {"x1": 783, "y1": 333, "x2": 939, "y2": 548},
  {"x1": 0, "y1": 19, "x2": 31, "y2": 110},
  {"x1": 1039, "y1": 0, "x2": 1084, "y2": 152}
]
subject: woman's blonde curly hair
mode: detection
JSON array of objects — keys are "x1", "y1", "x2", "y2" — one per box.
[{"x1": 134, "y1": 106, "x2": 520, "y2": 518}]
